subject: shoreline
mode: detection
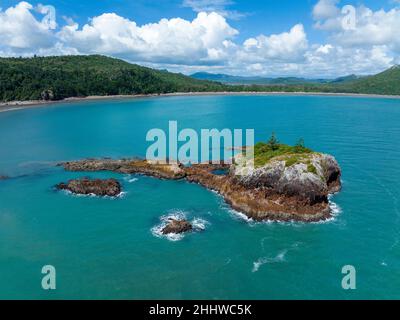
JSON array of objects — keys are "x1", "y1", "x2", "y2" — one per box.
[{"x1": 1, "y1": 91, "x2": 400, "y2": 113}]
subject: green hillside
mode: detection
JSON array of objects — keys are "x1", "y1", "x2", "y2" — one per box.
[
  {"x1": 332, "y1": 66, "x2": 400, "y2": 95},
  {"x1": 0, "y1": 55, "x2": 226, "y2": 101},
  {"x1": 1, "y1": 55, "x2": 400, "y2": 102}
]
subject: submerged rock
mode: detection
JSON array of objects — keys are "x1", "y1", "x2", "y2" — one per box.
[
  {"x1": 161, "y1": 219, "x2": 193, "y2": 234},
  {"x1": 56, "y1": 178, "x2": 121, "y2": 197}
]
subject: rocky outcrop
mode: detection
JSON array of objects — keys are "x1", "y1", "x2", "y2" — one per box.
[
  {"x1": 233, "y1": 153, "x2": 341, "y2": 202},
  {"x1": 59, "y1": 155, "x2": 341, "y2": 222},
  {"x1": 162, "y1": 219, "x2": 193, "y2": 234},
  {"x1": 60, "y1": 159, "x2": 186, "y2": 179},
  {"x1": 56, "y1": 178, "x2": 122, "y2": 197},
  {"x1": 0, "y1": 175, "x2": 8, "y2": 180},
  {"x1": 41, "y1": 89, "x2": 55, "y2": 101}
]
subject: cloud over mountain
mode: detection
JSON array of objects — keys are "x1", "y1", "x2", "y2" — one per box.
[{"x1": 0, "y1": 1, "x2": 399, "y2": 77}]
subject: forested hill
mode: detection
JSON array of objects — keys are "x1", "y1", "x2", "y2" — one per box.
[
  {"x1": 331, "y1": 65, "x2": 400, "y2": 95},
  {"x1": 0, "y1": 55, "x2": 227, "y2": 102},
  {"x1": 1, "y1": 55, "x2": 400, "y2": 102}
]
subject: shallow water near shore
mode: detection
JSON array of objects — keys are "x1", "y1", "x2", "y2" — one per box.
[{"x1": 0, "y1": 95, "x2": 400, "y2": 299}]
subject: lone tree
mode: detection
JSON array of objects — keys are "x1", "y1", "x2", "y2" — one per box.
[
  {"x1": 267, "y1": 132, "x2": 279, "y2": 150},
  {"x1": 293, "y1": 138, "x2": 307, "y2": 153}
]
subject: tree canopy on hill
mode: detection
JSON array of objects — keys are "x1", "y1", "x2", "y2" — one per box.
[
  {"x1": 0, "y1": 55, "x2": 228, "y2": 101},
  {"x1": 1, "y1": 55, "x2": 399, "y2": 102}
]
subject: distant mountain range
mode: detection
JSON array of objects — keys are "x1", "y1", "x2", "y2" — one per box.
[
  {"x1": 1, "y1": 55, "x2": 400, "y2": 103},
  {"x1": 190, "y1": 72, "x2": 364, "y2": 85}
]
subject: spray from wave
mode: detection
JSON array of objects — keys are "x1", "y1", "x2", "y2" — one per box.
[
  {"x1": 60, "y1": 189, "x2": 127, "y2": 199},
  {"x1": 252, "y1": 250, "x2": 287, "y2": 273},
  {"x1": 123, "y1": 175, "x2": 139, "y2": 183},
  {"x1": 151, "y1": 210, "x2": 209, "y2": 241}
]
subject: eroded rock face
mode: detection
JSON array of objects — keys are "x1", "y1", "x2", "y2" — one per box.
[
  {"x1": 234, "y1": 153, "x2": 341, "y2": 201},
  {"x1": 59, "y1": 156, "x2": 342, "y2": 222},
  {"x1": 317, "y1": 154, "x2": 342, "y2": 193},
  {"x1": 161, "y1": 219, "x2": 193, "y2": 234},
  {"x1": 56, "y1": 178, "x2": 121, "y2": 197}
]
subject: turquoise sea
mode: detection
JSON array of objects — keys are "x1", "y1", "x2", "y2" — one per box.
[{"x1": 0, "y1": 95, "x2": 399, "y2": 299}]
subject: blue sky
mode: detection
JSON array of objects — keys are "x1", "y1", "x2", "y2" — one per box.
[{"x1": 1, "y1": 0, "x2": 400, "y2": 77}]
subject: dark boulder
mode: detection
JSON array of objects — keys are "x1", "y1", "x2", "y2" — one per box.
[
  {"x1": 162, "y1": 219, "x2": 193, "y2": 234},
  {"x1": 56, "y1": 178, "x2": 121, "y2": 197}
]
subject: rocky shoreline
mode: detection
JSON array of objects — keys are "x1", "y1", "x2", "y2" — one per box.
[{"x1": 58, "y1": 154, "x2": 341, "y2": 222}]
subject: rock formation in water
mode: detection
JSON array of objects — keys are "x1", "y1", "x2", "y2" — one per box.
[
  {"x1": 60, "y1": 159, "x2": 185, "y2": 179},
  {"x1": 56, "y1": 177, "x2": 122, "y2": 197},
  {"x1": 162, "y1": 219, "x2": 193, "y2": 234},
  {"x1": 0, "y1": 175, "x2": 8, "y2": 180},
  {"x1": 58, "y1": 151, "x2": 341, "y2": 222}
]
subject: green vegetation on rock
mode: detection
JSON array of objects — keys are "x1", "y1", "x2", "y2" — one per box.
[{"x1": 254, "y1": 134, "x2": 313, "y2": 168}]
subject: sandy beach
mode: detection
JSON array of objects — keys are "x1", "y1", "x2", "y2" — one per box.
[{"x1": 1, "y1": 91, "x2": 400, "y2": 113}]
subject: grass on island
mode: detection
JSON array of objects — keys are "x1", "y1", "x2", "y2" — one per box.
[{"x1": 253, "y1": 134, "x2": 317, "y2": 173}]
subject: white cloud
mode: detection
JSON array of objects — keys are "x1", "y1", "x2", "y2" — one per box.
[
  {"x1": 312, "y1": 0, "x2": 400, "y2": 51},
  {"x1": 303, "y1": 44, "x2": 394, "y2": 77},
  {"x1": 313, "y1": 0, "x2": 339, "y2": 20},
  {"x1": 241, "y1": 24, "x2": 308, "y2": 62},
  {"x1": 0, "y1": 1, "x2": 400, "y2": 77},
  {"x1": 182, "y1": 0, "x2": 246, "y2": 20},
  {"x1": 0, "y1": 1, "x2": 55, "y2": 51},
  {"x1": 58, "y1": 11, "x2": 238, "y2": 65},
  {"x1": 316, "y1": 44, "x2": 333, "y2": 54},
  {"x1": 333, "y1": 7, "x2": 400, "y2": 51}
]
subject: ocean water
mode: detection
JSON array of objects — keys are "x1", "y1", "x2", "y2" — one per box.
[{"x1": 0, "y1": 95, "x2": 399, "y2": 299}]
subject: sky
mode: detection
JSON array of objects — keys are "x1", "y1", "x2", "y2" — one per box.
[{"x1": 1, "y1": 0, "x2": 400, "y2": 77}]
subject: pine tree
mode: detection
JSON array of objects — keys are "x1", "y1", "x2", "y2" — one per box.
[
  {"x1": 294, "y1": 138, "x2": 306, "y2": 153},
  {"x1": 267, "y1": 132, "x2": 279, "y2": 150}
]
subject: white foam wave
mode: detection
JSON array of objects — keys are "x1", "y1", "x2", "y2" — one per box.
[
  {"x1": 228, "y1": 208, "x2": 254, "y2": 223},
  {"x1": 151, "y1": 223, "x2": 185, "y2": 242},
  {"x1": 61, "y1": 189, "x2": 126, "y2": 199},
  {"x1": 328, "y1": 197, "x2": 342, "y2": 216},
  {"x1": 220, "y1": 192, "x2": 342, "y2": 226},
  {"x1": 123, "y1": 175, "x2": 139, "y2": 183},
  {"x1": 151, "y1": 210, "x2": 209, "y2": 241},
  {"x1": 192, "y1": 218, "x2": 209, "y2": 231},
  {"x1": 252, "y1": 250, "x2": 287, "y2": 273}
]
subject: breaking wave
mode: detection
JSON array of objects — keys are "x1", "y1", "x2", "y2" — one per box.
[
  {"x1": 328, "y1": 195, "x2": 342, "y2": 216},
  {"x1": 252, "y1": 250, "x2": 287, "y2": 273},
  {"x1": 60, "y1": 189, "x2": 127, "y2": 199},
  {"x1": 151, "y1": 210, "x2": 209, "y2": 241},
  {"x1": 123, "y1": 175, "x2": 139, "y2": 183}
]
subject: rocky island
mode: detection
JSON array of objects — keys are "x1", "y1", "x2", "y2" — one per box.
[
  {"x1": 56, "y1": 178, "x2": 122, "y2": 197},
  {"x1": 58, "y1": 137, "x2": 341, "y2": 222},
  {"x1": 162, "y1": 219, "x2": 193, "y2": 235}
]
